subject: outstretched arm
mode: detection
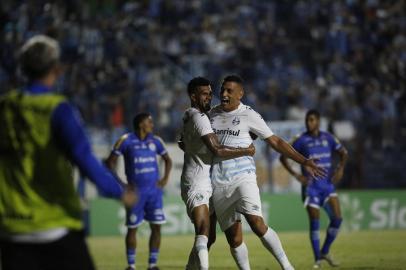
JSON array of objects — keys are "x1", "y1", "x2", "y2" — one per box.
[
  {"x1": 52, "y1": 102, "x2": 136, "y2": 206},
  {"x1": 265, "y1": 135, "x2": 325, "y2": 178},
  {"x1": 201, "y1": 133, "x2": 255, "y2": 158}
]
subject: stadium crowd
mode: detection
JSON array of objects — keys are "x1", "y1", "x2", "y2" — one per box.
[{"x1": 1, "y1": 0, "x2": 405, "y2": 188}]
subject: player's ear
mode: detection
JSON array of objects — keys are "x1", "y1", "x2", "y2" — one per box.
[
  {"x1": 238, "y1": 88, "x2": 244, "y2": 100},
  {"x1": 190, "y1": 92, "x2": 196, "y2": 102}
]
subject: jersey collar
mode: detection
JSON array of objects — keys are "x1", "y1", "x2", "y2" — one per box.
[{"x1": 220, "y1": 102, "x2": 243, "y2": 114}]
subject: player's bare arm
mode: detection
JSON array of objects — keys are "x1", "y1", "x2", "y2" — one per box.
[
  {"x1": 157, "y1": 153, "x2": 172, "y2": 188},
  {"x1": 279, "y1": 155, "x2": 309, "y2": 186},
  {"x1": 332, "y1": 147, "x2": 348, "y2": 184},
  {"x1": 202, "y1": 132, "x2": 255, "y2": 158},
  {"x1": 265, "y1": 135, "x2": 326, "y2": 178},
  {"x1": 105, "y1": 153, "x2": 127, "y2": 186}
]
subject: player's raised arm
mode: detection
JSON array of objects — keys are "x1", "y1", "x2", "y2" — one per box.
[
  {"x1": 202, "y1": 133, "x2": 255, "y2": 158},
  {"x1": 265, "y1": 135, "x2": 326, "y2": 179}
]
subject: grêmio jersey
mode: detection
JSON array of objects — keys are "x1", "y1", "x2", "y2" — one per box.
[
  {"x1": 292, "y1": 131, "x2": 343, "y2": 188},
  {"x1": 209, "y1": 103, "x2": 274, "y2": 186},
  {"x1": 180, "y1": 107, "x2": 214, "y2": 189},
  {"x1": 112, "y1": 133, "x2": 167, "y2": 189}
]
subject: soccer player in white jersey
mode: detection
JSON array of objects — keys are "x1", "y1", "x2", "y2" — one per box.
[
  {"x1": 209, "y1": 75, "x2": 326, "y2": 270},
  {"x1": 180, "y1": 77, "x2": 255, "y2": 270}
]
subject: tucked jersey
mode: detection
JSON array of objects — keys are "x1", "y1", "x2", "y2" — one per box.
[
  {"x1": 209, "y1": 103, "x2": 274, "y2": 186},
  {"x1": 180, "y1": 107, "x2": 214, "y2": 188},
  {"x1": 292, "y1": 131, "x2": 342, "y2": 188},
  {"x1": 113, "y1": 133, "x2": 167, "y2": 189}
]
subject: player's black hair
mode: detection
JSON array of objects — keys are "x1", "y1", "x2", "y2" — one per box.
[
  {"x1": 306, "y1": 109, "x2": 320, "y2": 120},
  {"x1": 133, "y1": 112, "x2": 151, "y2": 131},
  {"x1": 18, "y1": 35, "x2": 60, "y2": 80},
  {"x1": 221, "y1": 74, "x2": 244, "y2": 88},
  {"x1": 187, "y1": 77, "x2": 211, "y2": 96}
]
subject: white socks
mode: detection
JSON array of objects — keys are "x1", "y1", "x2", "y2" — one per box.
[
  {"x1": 231, "y1": 242, "x2": 250, "y2": 270},
  {"x1": 260, "y1": 227, "x2": 294, "y2": 270},
  {"x1": 188, "y1": 235, "x2": 208, "y2": 270}
]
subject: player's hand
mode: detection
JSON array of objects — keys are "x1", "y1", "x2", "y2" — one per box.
[
  {"x1": 295, "y1": 174, "x2": 309, "y2": 186},
  {"x1": 156, "y1": 177, "x2": 169, "y2": 188},
  {"x1": 247, "y1": 143, "x2": 255, "y2": 156},
  {"x1": 332, "y1": 166, "x2": 344, "y2": 184},
  {"x1": 303, "y1": 158, "x2": 326, "y2": 179},
  {"x1": 121, "y1": 185, "x2": 138, "y2": 208}
]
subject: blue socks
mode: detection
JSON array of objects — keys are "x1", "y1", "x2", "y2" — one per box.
[
  {"x1": 127, "y1": 248, "x2": 136, "y2": 268},
  {"x1": 149, "y1": 248, "x2": 159, "y2": 267},
  {"x1": 321, "y1": 218, "x2": 342, "y2": 255},
  {"x1": 310, "y1": 219, "x2": 320, "y2": 261}
]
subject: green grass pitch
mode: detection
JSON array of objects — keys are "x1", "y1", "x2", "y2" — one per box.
[{"x1": 88, "y1": 230, "x2": 406, "y2": 270}]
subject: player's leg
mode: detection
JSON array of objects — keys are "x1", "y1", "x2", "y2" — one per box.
[
  {"x1": 145, "y1": 188, "x2": 166, "y2": 270},
  {"x1": 212, "y1": 184, "x2": 251, "y2": 270},
  {"x1": 148, "y1": 224, "x2": 161, "y2": 270},
  {"x1": 306, "y1": 205, "x2": 321, "y2": 268},
  {"x1": 207, "y1": 211, "x2": 217, "y2": 250},
  {"x1": 224, "y1": 221, "x2": 251, "y2": 270},
  {"x1": 304, "y1": 186, "x2": 323, "y2": 268},
  {"x1": 244, "y1": 214, "x2": 293, "y2": 270},
  {"x1": 126, "y1": 228, "x2": 138, "y2": 270},
  {"x1": 183, "y1": 188, "x2": 212, "y2": 270},
  {"x1": 320, "y1": 194, "x2": 342, "y2": 267},
  {"x1": 239, "y1": 181, "x2": 293, "y2": 270},
  {"x1": 125, "y1": 195, "x2": 146, "y2": 270},
  {"x1": 188, "y1": 204, "x2": 210, "y2": 270}
]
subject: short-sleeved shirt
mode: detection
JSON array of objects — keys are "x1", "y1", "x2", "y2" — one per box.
[
  {"x1": 209, "y1": 103, "x2": 274, "y2": 186},
  {"x1": 291, "y1": 131, "x2": 342, "y2": 189},
  {"x1": 180, "y1": 107, "x2": 214, "y2": 188},
  {"x1": 112, "y1": 133, "x2": 167, "y2": 189}
]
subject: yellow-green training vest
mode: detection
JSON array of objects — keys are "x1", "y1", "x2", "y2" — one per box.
[{"x1": 0, "y1": 90, "x2": 82, "y2": 234}]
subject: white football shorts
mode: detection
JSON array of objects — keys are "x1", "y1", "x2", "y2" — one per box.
[
  {"x1": 181, "y1": 182, "x2": 213, "y2": 219},
  {"x1": 212, "y1": 179, "x2": 262, "y2": 231}
]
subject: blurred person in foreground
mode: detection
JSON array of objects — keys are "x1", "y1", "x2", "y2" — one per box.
[
  {"x1": 106, "y1": 113, "x2": 172, "y2": 270},
  {"x1": 280, "y1": 109, "x2": 348, "y2": 269},
  {"x1": 0, "y1": 35, "x2": 137, "y2": 270}
]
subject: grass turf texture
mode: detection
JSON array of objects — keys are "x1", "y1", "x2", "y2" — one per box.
[{"x1": 88, "y1": 230, "x2": 406, "y2": 270}]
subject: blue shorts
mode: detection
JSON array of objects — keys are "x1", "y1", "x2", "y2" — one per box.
[
  {"x1": 304, "y1": 184, "x2": 337, "y2": 209},
  {"x1": 126, "y1": 188, "x2": 166, "y2": 228}
]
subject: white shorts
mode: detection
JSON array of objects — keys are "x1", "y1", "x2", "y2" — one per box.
[
  {"x1": 181, "y1": 183, "x2": 213, "y2": 218},
  {"x1": 212, "y1": 179, "x2": 262, "y2": 231}
]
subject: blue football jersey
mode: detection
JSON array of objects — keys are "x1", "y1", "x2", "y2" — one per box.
[
  {"x1": 292, "y1": 131, "x2": 342, "y2": 188},
  {"x1": 112, "y1": 133, "x2": 167, "y2": 189}
]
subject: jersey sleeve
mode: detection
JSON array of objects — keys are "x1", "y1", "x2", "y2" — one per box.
[
  {"x1": 247, "y1": 107, "x2": 274, "y2": 139},
  {"x1": 154, "y1": 136, "x2": 168, "y2": 156},
  {"x1": 112, "y1": 134, "x2": 128, "y2": 156},
  {"x1": 51, "y1": 102, "x2": 123, "y2": 198},
  {"x1": 192, "y1": 111, "x2": 214, "y2": 137}
]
